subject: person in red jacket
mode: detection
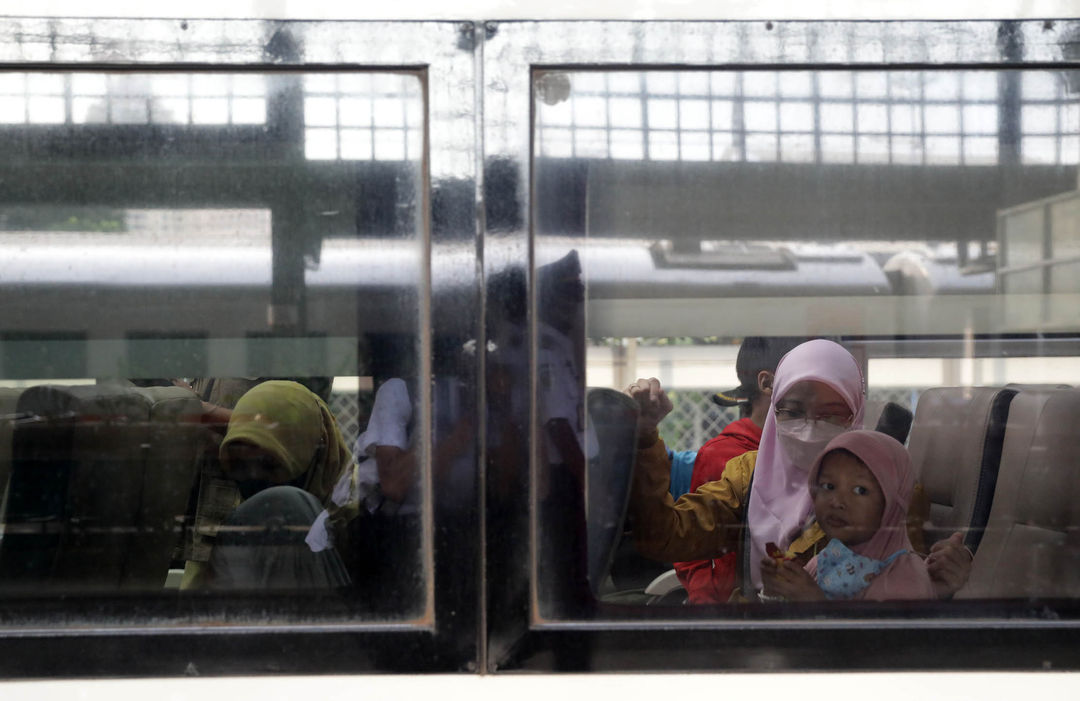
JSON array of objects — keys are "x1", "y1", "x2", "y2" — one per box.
[{"x1": 674, "y1": 336, "x2": 808, "y2": 604}]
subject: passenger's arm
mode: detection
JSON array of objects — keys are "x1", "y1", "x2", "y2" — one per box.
[
  {"x1": 629, "y1": 431, "x2": 743, "y2": 563},
  {"x1": 375, "y1": 445, "x2": 417, "y2": 504}
]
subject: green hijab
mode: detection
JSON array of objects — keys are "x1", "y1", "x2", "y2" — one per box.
[{"x1": 220, "y1": 381, "x2": 350, "y2": 504}]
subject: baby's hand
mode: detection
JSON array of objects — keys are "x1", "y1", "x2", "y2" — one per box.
[
  {"x1": 760, "y1": 557, "x2": 825, "y2": 602},
  {"x1": 766, "y1": 541, "x2": 796, "y2": 562}
]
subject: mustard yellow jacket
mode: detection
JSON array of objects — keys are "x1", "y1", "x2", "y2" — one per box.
[{"x1": 630, "y1": 429, "x2": 824, "y2": 570}]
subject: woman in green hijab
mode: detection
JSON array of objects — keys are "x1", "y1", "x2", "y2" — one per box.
[
  {"x1": 185, "y1": 380, "x2": 353, "y2": 590},
  {"x1": 219, "y1": 380, "x2": 352, "y2": 504}
]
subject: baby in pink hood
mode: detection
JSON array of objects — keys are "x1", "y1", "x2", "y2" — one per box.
[{"x1": 760, "y1": 429, "x2": 935, "y2": 601}]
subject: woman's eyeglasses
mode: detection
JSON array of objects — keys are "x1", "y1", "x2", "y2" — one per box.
[{"x1": 774, "y1": 407, "x2": 853, "y2": 428}]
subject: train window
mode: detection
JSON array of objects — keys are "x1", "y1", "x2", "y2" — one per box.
[
  {"x1": 532, "y1": 63, "x2": 1080, "y2": 615},
  {"x1": 0, "y1": 65, "x2": 433, "y2": 625},
  {"x1": 5, "y1": 15, "x2": 1080, "y2": 678},
  {"x1": 471, "y1": 20, "x2": 1080, "y2": 671}
]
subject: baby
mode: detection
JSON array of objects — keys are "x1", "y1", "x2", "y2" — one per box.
[{"x1": 760, "y1": 429, "x2": 935, "y2": 601}]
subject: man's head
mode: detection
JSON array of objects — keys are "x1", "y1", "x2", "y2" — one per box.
[
  {"x1": 538, "y1": 250, "x2": 584, "y2": 333},
  {"x1": 714, "y1": 336, "x2": 810, "y2": 425}
]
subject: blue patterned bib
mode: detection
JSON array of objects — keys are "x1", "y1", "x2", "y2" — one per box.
[{"x1": 816, "y1": 539, "x2": 906, "y2": 600}]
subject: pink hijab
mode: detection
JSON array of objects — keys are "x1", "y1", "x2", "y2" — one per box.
[
  {"x1": 806, "y1": 430, "x2": 934, "y2": 600},
  {"x1": 746, "y1": 339, "x2": 864, "y2": 589}
]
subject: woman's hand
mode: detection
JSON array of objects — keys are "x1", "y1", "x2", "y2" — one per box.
[
  {"x1": 624, "y1": 377, "x2": 674, "y2": 436},
  {"x1": 759, "y1": 557, "x2": 826, "y2": 602},
  {"x1": 927, "y1": 531, "x2": 973, "y2": 599}
]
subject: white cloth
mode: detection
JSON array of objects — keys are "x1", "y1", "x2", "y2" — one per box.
[
  {"x1": 355, "y1": 378, "x2": 411, "y2": 459},
  {"x1": 306, "y1": 378, "x2": 414, "y2": 552}
]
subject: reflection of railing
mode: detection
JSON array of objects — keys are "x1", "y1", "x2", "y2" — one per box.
[
  {"x1": 998, "y1": 189, "x2": 1080, "y2": 297},
  {"x1": 328, "y1": 389, "x2": 364, "y2": 454}
]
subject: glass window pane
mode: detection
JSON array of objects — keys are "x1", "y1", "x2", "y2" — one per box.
[
  {"x1": 820, "y1": 103, "x2": 854, "y2": 132},
  {"x1": 0, "y1": 71, "x2": 428, "y2": 622},
  {"x1": 680, "y1": 99, "x2": 708, "y2": 130},
  {"x1": 744, "y1": 101, "x2": 777, "y2": 132},
  {"x1": 648, "y1": 130, "x2": 679, "y2": 160},
  {"x1": 575, "y1": 97, "x2": 608, "y2": 128},
  {"x1": 27, "y1": 96, "x2": 64, "y2": 123},
  {"x1": 647, "y1": 99, "x2": 678, "y2": 129},
  {"x1": 610, "y1": 98, "x2": 642, "y2": 128},
  {"x1": 779, "y1": 102, "x2": 814, "y2": 132},
  {"x1": 819, "y1": 71, "x2": 853, "y2": 98},
  {"x1": 0, "y1": 96, "x2": 26, "y2": 123},
  {"x1": 679, "y1": 131, "x2": 710, "y2": 161},
  {"x1": 856, "y1": 104, "x2": 888, "y2": 133},
  {"x1": 534, "y1": 67, "x2": 1080, "y2": 623},
  {"x1": 742, "y1": 73, "x2": 778, "y2": 98}
]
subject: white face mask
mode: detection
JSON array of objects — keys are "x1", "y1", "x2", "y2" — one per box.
[{"x1": 774, "y1": 419, "x2": 848, "y2": 469}]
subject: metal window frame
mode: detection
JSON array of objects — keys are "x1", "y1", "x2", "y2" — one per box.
[
  {"x1": 1, "y1": 16, "x2": 1080, "y2": 678},
  {"x1": 0, "y1": 17, "x2": 482, "y2": 676},
  {"x1": 482, "y1": 19, "x2": 1080, "y2": 672}
]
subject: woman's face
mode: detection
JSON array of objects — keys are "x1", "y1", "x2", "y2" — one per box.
[
  {"x1": 223, "y1": 441, "x2": 292, "y2": 485},
  {"x1": 812, "y1": 450, "x2": 885, "y2": 546},
  {"x1": 774, "y1": 380, "x2": 854, "y2": 427}
]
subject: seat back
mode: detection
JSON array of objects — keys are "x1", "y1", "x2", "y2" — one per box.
[
  {"x1": 585, "y1": 387, "x2": 639, "y2": 595},
  {"x1": 906, "y1": 386, "x2": 1016, "y2": 553},
  {"x1": 959, "y1": 389, "x2": 1080, "y2": 598},
  {"x1": 0, "y1": 388, "x2": 25, "y2": 517},
  {"x1": 125, "y1": 385, "x2": 204, "y2": 587},
  {"x1": 864, "y1": 400, "x2": 914, "y2": 445},
  {"x1": 0, "y1": 383, "x2": 204, "y2": 592}
]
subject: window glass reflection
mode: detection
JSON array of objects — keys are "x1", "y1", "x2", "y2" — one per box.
[
  {"x1": 0, "y1": 70, "x2": 427, "y2": 618},
  {"x1": 533, "y1": 68, "x2": 1080, "y2": 616},
  {"x1": 536, "y1": 69, "x2": 1080, "y2": 167}
]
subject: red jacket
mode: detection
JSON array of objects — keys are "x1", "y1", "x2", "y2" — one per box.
[{"x1": 673, "y1": 417, "x2": 762, "y2": 603}]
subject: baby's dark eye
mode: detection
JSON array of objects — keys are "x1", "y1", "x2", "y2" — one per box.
[
  {"x1": 852, "y1": 485, "x2": 869, "y2": 496},
  {"x1": 818, "y1": 481, "x2": 834, "y2": 491}
]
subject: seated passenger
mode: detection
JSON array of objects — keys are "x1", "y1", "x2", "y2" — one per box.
[
  {"x1": 305, "y1": 376, "x2": 428, "y2": 607},
  {"x1": 759, "y1": 430, "x2": 934, "y2": 601},
  {"x1": 627, "y1": 339, "x2": 971, "y2": 602},
  {"x1": 675, "y1": 336, "x2": 806, "y2": 604},
  {"x1": 183, "y1": 380, "x2": 352, "y2": 589}
]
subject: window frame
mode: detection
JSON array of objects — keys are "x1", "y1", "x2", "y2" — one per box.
[
  {"x1": 0, "y1": 17, "x2": 482, "y2": 676},
  {"x1": 482, "y1": 19, "x2": 1080, "y2": 672}
]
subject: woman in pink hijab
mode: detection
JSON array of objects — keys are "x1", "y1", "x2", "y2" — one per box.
[{"x1": 760, "y1": 429, "x2": 935, "y2": 601}]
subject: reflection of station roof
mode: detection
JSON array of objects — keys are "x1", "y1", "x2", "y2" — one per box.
[
  {"x1": 0, "y1": 229, "x2": 426, "y2": 289},
  {"x1": 540, "y1": 238, "x2": 894, "y2": 298},
  {"x1": 1, "y1": 229, "x2": 992, "y2": 298}
]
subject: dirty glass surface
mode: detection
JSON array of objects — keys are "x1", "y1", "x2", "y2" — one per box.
[
  {"x1": 0, "y1": 70, "x2": 428, "y2": 618},
  {"x1": 532, "y1": 67, "x2": 1080, "y2": 617}
]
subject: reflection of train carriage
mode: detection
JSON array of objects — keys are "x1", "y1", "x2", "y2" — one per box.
[{"x1": 0, "y1": 13, "x2": 1079, "y2": 684}]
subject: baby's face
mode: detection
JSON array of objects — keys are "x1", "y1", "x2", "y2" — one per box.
[{"x1": 812, "y1": 450, "x2": 885, "y2": 546}]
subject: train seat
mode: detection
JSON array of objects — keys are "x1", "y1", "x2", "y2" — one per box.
[
  {"x1": 0, "y1": 388, "x2": 26, "y2": 520},
  {"x1": 906, "y1": 386, "x2": 1017, "y2": 553},
  {"x1": 863, "y1": 400, "x2": 914, "y2": 445},
  {"x1": 585, "y1": 387, "x2": 639, "y2": 596},
  {"x1": 958, "y1": 389, "x2": 1080, "y2": 599},
  {"x1": 123, "y1": 385, "x2": 205, "y2": 587},
  {"x1": 0, "y1": 382, "x2": 204, "y2": 592}
]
